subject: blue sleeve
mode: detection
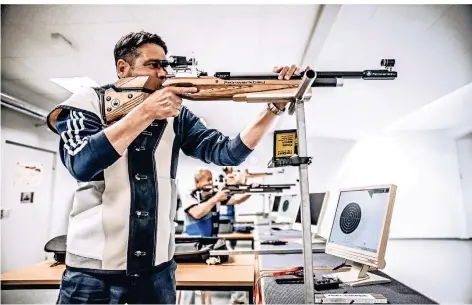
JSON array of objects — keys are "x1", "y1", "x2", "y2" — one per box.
[
  {"x1": 175, "y1": 106, "x2": 253, "y2": 166},
  {"x1": 55, "y1": 108, "x2": 121, "y2": 182}
]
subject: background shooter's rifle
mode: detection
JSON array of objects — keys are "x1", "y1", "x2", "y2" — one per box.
[
  {"x1": 197, "y1": 183, "x2": 295, "y2": 203},
  {"x1": 219, "y1": 184, "x2": 294, "y2": 194},
  {"x1": 100, "y1": 57, "x2": 397, "y2": 124}
]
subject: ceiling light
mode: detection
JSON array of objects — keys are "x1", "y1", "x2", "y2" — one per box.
[{"x1": 50, "y1": 77, "x2": 99, "y2": 94}]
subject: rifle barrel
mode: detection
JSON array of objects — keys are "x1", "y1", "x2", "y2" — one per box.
[
  {"x1": 222, "y1": 184, "x2": 295, "y2": 194},
  {"x1": 312, "y1": 78, "x2": 342, "y2": 87},
  {"x1": 224, "y1": 184, "x2": 295, "y2": 188},
  {"x1": 213, "y1": 69, "x2": 397, "y2": 83},
  {"x1": 316, "y1": 71, "x2": 363, "y2": 78}
]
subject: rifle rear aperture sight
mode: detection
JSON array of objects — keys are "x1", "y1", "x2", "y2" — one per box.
[
  {"x1": 160, "y1": 56, "x2": 207, "y2": 76},
  {"x1": 160, "y1": 56, "x2": 194, "y2": 68},
  {"x1": 381, "y1": 59, "x2": 395, "y2": 70}
]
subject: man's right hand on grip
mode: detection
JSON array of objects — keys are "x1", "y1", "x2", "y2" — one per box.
[{"x1": 144, "y1": 87, "x2": 198, "y2": 120}]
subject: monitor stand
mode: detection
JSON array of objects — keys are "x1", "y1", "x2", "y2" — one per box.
[{"x1": 329, "y1": 262, "x2": 391, "y2": 287}]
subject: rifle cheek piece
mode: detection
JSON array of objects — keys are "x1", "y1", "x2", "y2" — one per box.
[{"x1": 101, "y1": 76, "x2": 160, "y2": 124}]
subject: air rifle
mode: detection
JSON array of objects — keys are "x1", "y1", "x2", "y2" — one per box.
[
  {"x1": 197, "y1": 183, "x2": 295, "y2": 203},
  {"x1": 100, "y1": 57, "x2": 397, "y2": 124},
  {"x1": 219, "y1": 183, "x2": 294, "y2": 194}
]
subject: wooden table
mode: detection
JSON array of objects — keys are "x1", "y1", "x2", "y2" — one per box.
[
  {"x1": 217, "y1": 232, "x2": 253, "y2": 240},
  {"x1": 219, "y1": 232, "x2": 255, "y2": 249},
  {"x1": 1, "y1": 260, "x2": 63, "y2": 288},
  {"x1": 1, "y1": 255, "x2": 256, "y2": 303}
]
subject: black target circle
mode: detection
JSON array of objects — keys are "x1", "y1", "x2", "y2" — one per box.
[
  {"x1": 339, "y1": 202, "x2": 362, "y2": 234},
  {"x1": 282, "y1": 200, "x2": 290, "y2": 212}
]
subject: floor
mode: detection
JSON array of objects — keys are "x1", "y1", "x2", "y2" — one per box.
[{"x1": 2, "y1": 239, "x2": 472, "y2": 304}]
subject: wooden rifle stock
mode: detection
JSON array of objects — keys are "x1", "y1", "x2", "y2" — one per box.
[
  {"x1": 101, "y1": 75, "x2": 312, "y2": 124},
  {"x1": 163, "y1": 76, "x2": 309, "y2": 102}
]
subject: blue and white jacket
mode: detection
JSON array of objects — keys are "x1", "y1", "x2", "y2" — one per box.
[
  {"x1": 182, "y1": 188, "x2": 233, "y2": 237},
  {"x1": 46, "y1": 85, "x2": 252, "y2": 275}
]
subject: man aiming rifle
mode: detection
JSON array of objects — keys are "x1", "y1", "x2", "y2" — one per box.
[{"x1": 46, "y1": 30, "x2": 306, "y2": 304}]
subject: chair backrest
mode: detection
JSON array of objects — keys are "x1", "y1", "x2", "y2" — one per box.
[
  {"x1": 44, "y1": 235, "x2": 67, "y2": 265},
  {"x1": 44, "y1": 235, "x2": 67, "y2": 253}
]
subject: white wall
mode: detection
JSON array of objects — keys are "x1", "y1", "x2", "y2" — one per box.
[
  {"x1": 306, "y1": 137, "x2": 356, "y2": 192},
  {"x1": 1, "y1": 108, "x2": 57, "y2": 150},
  {"x1": 456, "y1": 133, "x2": 472, "y2": 238},
  {"x1": 319, "y1": 130, "x2": 468, "y2": 239},
  {"x1": 1, "y1": 107, "x2": 76, "y2": 240}
]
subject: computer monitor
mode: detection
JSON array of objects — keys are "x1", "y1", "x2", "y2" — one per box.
[
  {"x1": 292, "y1": 192, "x2": 328, "y2": 234},
  {"x1": 325, "y1": 185, "x2": 397, "y2": 287},
  {"x1": 272, "y1": 194, "x2": 298, "y2": 223},
  {"x1": 271, "y1": 195, "x2": 281, "y2": 213}
]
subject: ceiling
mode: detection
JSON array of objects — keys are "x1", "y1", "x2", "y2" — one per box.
[{"x1": 1, "y1": 4, "x2": 472, "y2": 140}]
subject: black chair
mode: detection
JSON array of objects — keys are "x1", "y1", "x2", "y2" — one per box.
[
  {"x1": 44, "y1": 235, "x2": 67, "y2": 267},
  {"x1": 175, "y1": 220, "x2": 184, "y2": 234},
  {"x1": 218, "y1": 219, "x2": 234, "y2": 234}
]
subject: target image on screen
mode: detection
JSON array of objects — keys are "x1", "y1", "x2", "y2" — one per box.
[{"x1": 328, "y1": 188, "x2": 390, "y2": 253}]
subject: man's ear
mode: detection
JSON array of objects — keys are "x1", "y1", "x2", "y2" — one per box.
[{"x1": 116, "y1": 59, "x2": 131, "y2": 79}]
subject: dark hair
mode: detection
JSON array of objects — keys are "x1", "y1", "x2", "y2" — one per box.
[{"x1": 114, "y1": 31, "x2": 168, "y2": 67}]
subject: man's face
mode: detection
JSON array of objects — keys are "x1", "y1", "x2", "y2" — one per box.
[
  {"x1": 117, "y1": 43, "x2": 168, "y2": 80},
  {"x1": 196, "y1": 171, "x2": 213, "y2": 189}
]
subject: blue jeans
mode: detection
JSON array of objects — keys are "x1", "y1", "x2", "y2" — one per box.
[{"x1": 57, "y1": 260, "x2": 177, "y2": 304}]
